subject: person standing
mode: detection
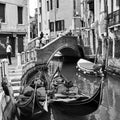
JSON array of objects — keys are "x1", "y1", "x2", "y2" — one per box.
[
  {"x1": 41, "y1": 36, "x2": 46, "y2": 46},
  {"x1": 6, "y1": 43, "x2": 12, "y2": 65},
  {"x1": 40, "y1": 32, "x2": 44, "y2": 39},
  {"x1": 36, "y1": 38, "x2": 40, "y2": 48}
]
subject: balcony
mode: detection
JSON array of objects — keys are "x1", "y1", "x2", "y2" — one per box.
[{"x1": 108, "y1": 9, "x2": 120, "y2": 27}]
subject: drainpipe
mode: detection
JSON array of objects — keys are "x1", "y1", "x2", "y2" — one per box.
[
  {"x1": 54, "y1": 0, "x2": 57, "y2": 37},
  {"x1": 113, "y1": 37, "x2": 115, "y2": 58},
  {"x1": 103, "y1": 0, "x2": 109, "y2": 67},
  {"x1": 37, "y1": 0, "x2": 40, "y2": 37},
  {"x1": 27, "y1": 0, "x2": 30, "y2": 43}
]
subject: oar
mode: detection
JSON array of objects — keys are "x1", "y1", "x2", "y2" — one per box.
[
  {"x1": 40, "y1": 71, "x2": 49, "y2": 112},
  {"x1": 32, "y1": 80, "x2": 37, "y2": 115},
  {"x1": 50, "y1": 67, "x2": 60, "y2": 82}
]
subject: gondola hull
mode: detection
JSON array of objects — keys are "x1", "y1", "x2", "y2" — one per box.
[
  {"x1": 17, "y1": 93, "x2": 47, "y2": 119},
  {"x1": 50, "y1": 67, "x2": 103, "y2": 116},
  {"x1": 16, "y1": 65, "x2": 50, "y2": 120},
  {"x1": 51, "y1": 83, "x2": 102, "y2": 116}
]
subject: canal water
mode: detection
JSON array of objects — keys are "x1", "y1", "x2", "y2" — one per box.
[{"x1": 48, "y1": 56, "x2": 120, "y2": 120}]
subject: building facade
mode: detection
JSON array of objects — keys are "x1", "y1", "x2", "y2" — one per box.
[
  {"x1": 81, "y1": 0, "x2": 120, "y2": 59},
  {"x1": 37, "y1": 0, "x2": 120, "y2": 60},
  {"x1": 107, "y1": 0, "x2": 120, "y2": 58},
  {"x1": 0, "y1": 0, "x2": 29, "y2": 58},
  {"x1": 79, "y1": 0, "x2": 94, "y2": 55},
  {"x1": 30, "y1": 13, "x2": 38, "y2": 39},
  {"x1": 38, "y1": 0, "x2": 81, "y2": 38},
  {"x1": 93, "y1": 0, "x2": 120, "y2": 59}
]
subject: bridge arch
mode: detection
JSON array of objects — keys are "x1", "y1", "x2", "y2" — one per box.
[
  {"x1": 35, "y1": 36, "x2": 81, "y2": 64},
  {"x1": 21, "y1": 36, "x2": 93, "y2": 73},
  {"x1": 47, "y1": 45, "x2": 79, "y2": 64}
]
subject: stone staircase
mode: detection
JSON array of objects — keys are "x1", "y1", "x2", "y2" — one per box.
[{"x1": 8, "y1": 66, "x2": 22, "y2": 97}]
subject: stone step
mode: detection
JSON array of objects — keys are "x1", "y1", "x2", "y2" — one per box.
[
  {"x1": 8, "y1": 68, "x2": 22, "y2": 72},
  {"x1": 8, "y1": 69, "x2": 22, "y2": 73},
  {"x1": 9, "y1": 73, "x2": 22, "y2": 77},
  {"x1": 11, "y1": 82, "x2": 21, "y2": 86},
  {"x1": 10, "y1": 78, "x2": 21, "y2": 97},
  {"x1": 14, "y1": 93, "x2": 20, "y2": 97},
  {"x1": 11, "y1": 79, "x2": 21, "y2": 82},
  {"x1": 13, "y1": 88, "x2": 20, "y2": 93},
  {"x1": 9, "y1": 76, "x2": 22, "y2": 80},
  {"x1": 12, "y1": 85, "x2": 21, "y2": 97}
]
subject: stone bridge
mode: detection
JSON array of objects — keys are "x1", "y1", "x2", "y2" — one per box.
[
  {"x1": 35, "y1": 36, "x2": 82, "y2": 64},
  {"x1": 21, "y1": 35, "x2": 93, "y2": 73}
]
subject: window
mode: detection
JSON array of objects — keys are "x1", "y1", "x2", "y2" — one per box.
[
  {"x1": 50, "y1": 0, "x2": 53, "y2": 10},
  {"x1": 39, "y1": 7, "x2": 41, "y2": 14},
  {"x1": 0, "y1": 3, "x2": 5, "y2": 22},
  {"x1": 47, "y1": 1, "x2": 49, "y2": 11},
  {"x1": 48, "y1": 20, "x2": 50, "y2": 29},
  {"x1": 50, "y1": 22, "x2": 54, "y2": 32},
  {"x1": 56, "y1": 0, "x2": 59, "y2": 8},
  {"x1": 73, "y1": 0, "x2": 76, "y2": 10},
  {"x1": 39, "y1": 23, "x2": 41, "y2": 31},
  {"x1": 56, "y1": 21, "x2": 59, "y2": 31},
  {"x1": 56, "y1": 20, "x2": 64, "y2": 31},
  {"x1": 61, "y1": 20, "x2": 64, "y2": 30},
  {"x1": 18, "y1": 6, "x2": 23, "y2": 24},
  {"x1": 116, "y1": 0, "x2": 120, "y2": 7}
]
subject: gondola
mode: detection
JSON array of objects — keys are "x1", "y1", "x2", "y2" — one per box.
[
  {"x1": 76, "y1": 58, "x2": 104, "y2": 77},
  {"x1": 50, "y1": 67, "x2": 104, "y2": 116},
  {"x1": 16, "y1": 65, "x2": 50, "y2": 120}
]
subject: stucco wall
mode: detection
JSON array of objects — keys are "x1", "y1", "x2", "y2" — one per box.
[
  {"x1": 49, "y1": 0, "x2": 73, "y2": 30},
  {"x1": 0, "y1": 0, "x2": 28, "y2": 33}
]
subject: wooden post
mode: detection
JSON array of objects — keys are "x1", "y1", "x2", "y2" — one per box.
[
  {"x1": 15, "y1": 37, "x2": 18, "y2": 56},
  {"x1": 104, "y1": 0, "x2": 109, "y2": 67}
]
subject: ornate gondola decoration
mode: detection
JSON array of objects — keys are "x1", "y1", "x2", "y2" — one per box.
[{"x1": 50, "y1": 67, "x2": 104, "y2": 116}]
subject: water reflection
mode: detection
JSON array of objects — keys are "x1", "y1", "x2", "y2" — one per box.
[
  {"x1": 106, "y1": 75, "x2": 120, "y2": 120},
  {"x1": 76, "y1": 73, "x2": 100, "y2": 97},
  {"x1": 48, "y1": 56, "x2": 120, "y2": 120},
  {"x1": 48, "y1": 56, "x2": 63, "y2": 76},
  {"x1": 91, "y1": 75, "x2": 120, "y2": 120}
]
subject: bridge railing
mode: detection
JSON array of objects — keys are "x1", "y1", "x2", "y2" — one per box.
[
  {"x1": 27, "y1": 37, "x2": 40, "y2": 50},
  {"x1": 21, "y1": 50, "x2": 38, "y2": 74},
  {"x1": 20, "y1": 35, "x2": 79, "y2": 73},
  {"x1": 20, "y1": 36, "x2": 56, "y2": 73},
  {"x1": 21, "y1": 36, "x2": 54, "y2": 64},
  {"x1": 21, "y1": 50, "x2": 37, "y2": 64},
  {"x1": 27, "y1": 37, "x2": 52, "y2": 51}
]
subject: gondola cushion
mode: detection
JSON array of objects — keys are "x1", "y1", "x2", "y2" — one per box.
[{"x1": 23, "y1": 86, "x2": 34, "y2": 96}]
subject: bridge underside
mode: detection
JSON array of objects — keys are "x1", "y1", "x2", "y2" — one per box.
[{"x1": 60, "y1": 47, "x2": 78, "y2": 57}]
